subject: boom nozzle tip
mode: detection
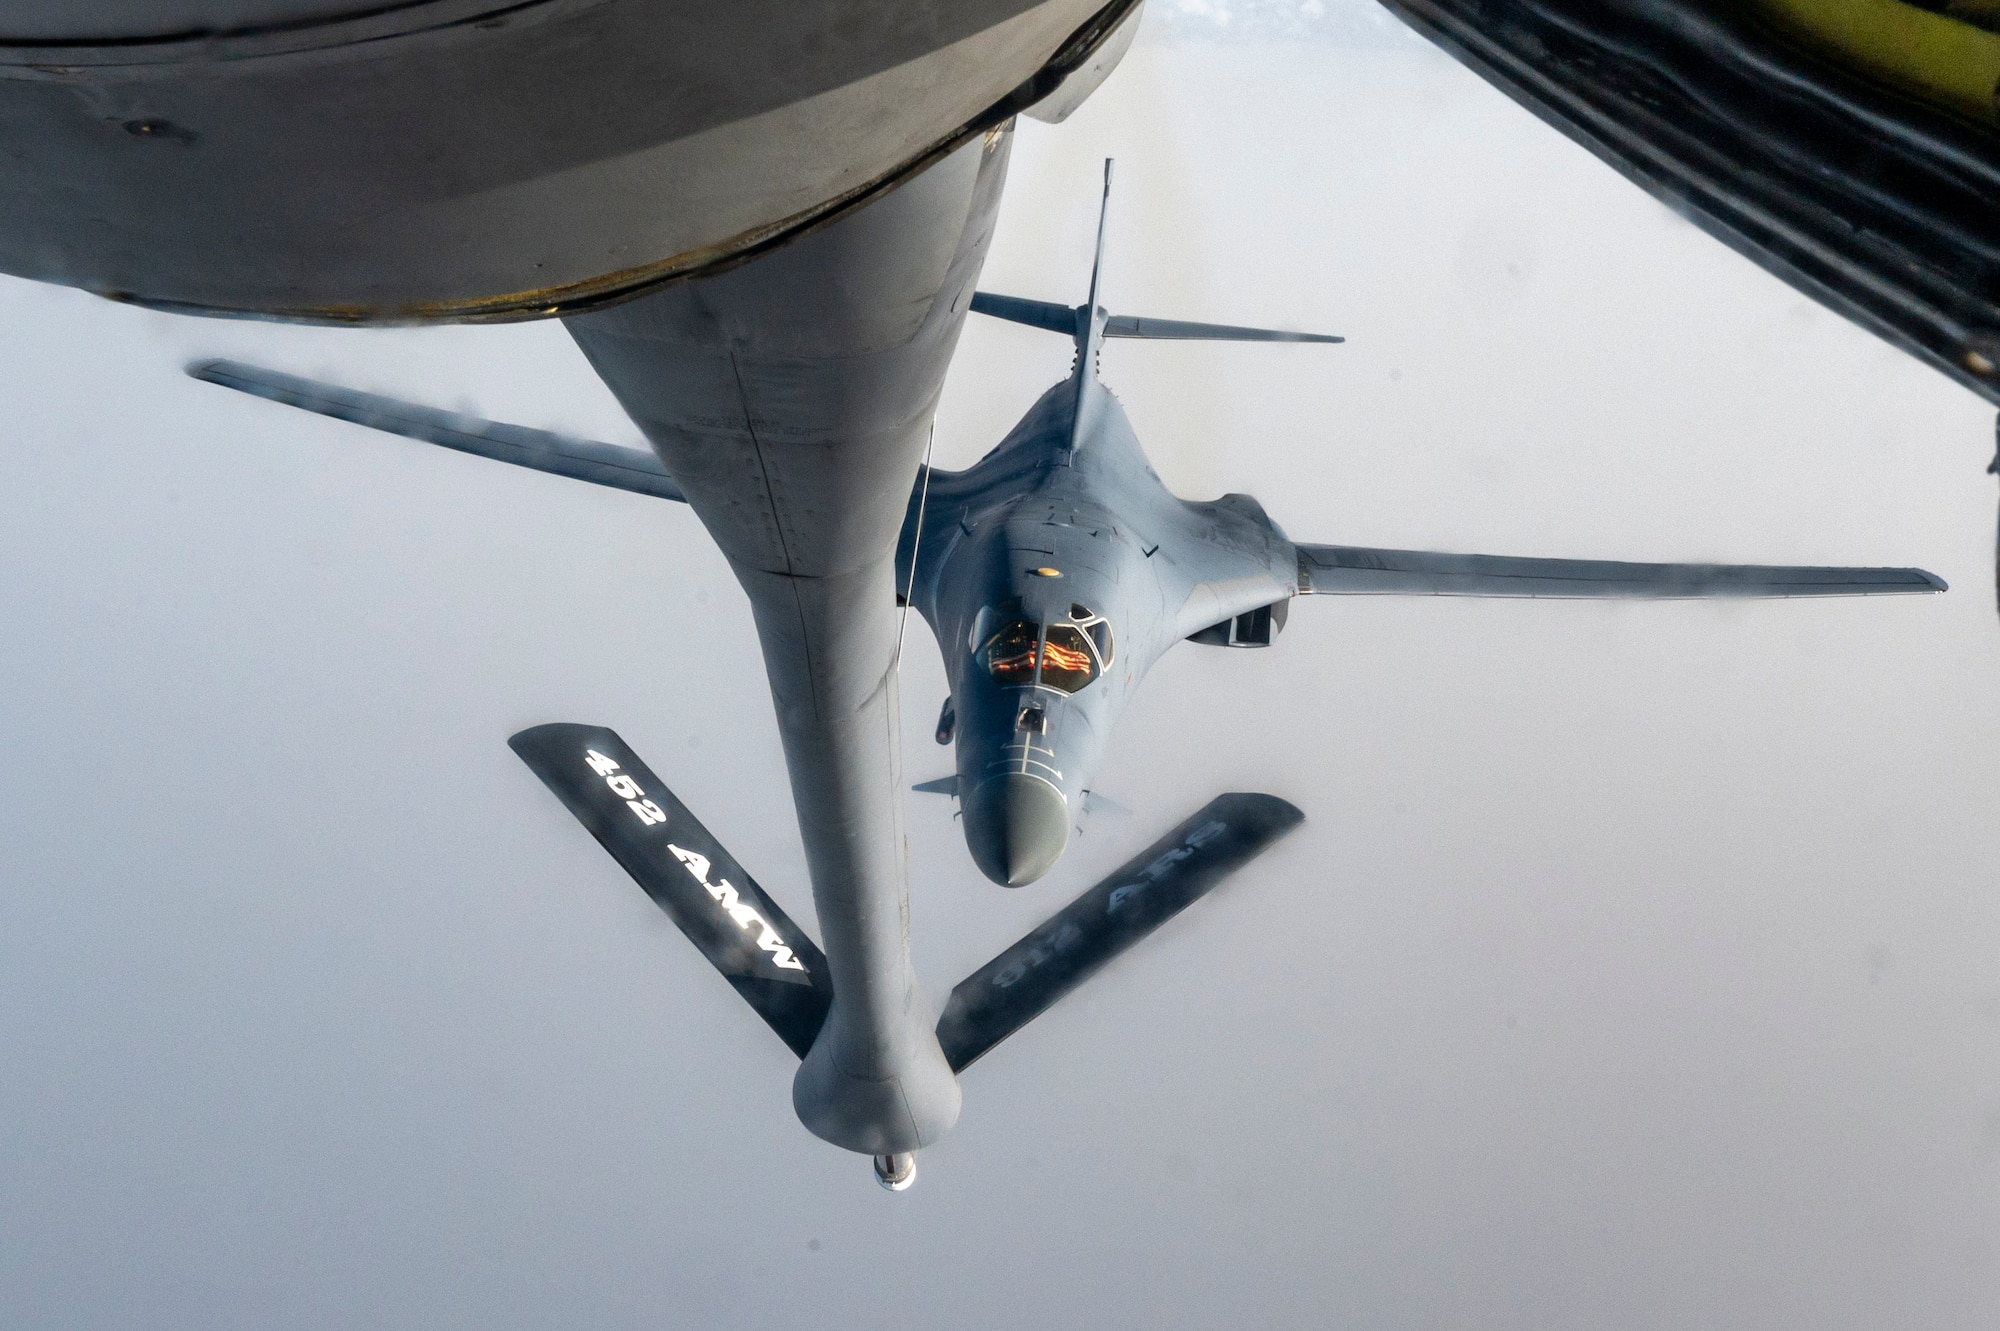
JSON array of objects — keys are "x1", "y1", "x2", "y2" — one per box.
[{"x1": 874, "y1": 1152, "x2": 916, "y2": 1192}]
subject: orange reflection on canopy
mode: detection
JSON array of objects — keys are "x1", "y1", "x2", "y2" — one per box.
[
  {"x1": 1042, "y1": 637, "x2": 1091, "y2": 674},
  {"x1": 982, "y1": 620, "x2": 1041, "y2": 684},
  {"x1": 1039, "y1": 625, "x2": 1097, "y2": 693}
]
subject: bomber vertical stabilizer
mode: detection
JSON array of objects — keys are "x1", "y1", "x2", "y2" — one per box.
[{"x1": 965, "y1": 158, "x2": 1342, "y2": 457}]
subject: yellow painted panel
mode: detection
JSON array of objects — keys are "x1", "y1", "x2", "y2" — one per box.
[{"x1": 1752, "y1": 0, "x2": 2000, "y2": 122}]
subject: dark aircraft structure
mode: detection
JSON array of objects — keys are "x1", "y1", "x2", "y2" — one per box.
[
  {"x1": 1372, "y1": 0, "x2": 2000, "y2": 604},
  {"x1": 188, "y1": 163, "x2": 1945, "y2": 1186},
  {"x1": 1379, "y1": 0, "x2": 2000, "y2": 409}
]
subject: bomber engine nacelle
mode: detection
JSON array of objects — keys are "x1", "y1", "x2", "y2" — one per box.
[{"x1": 1187, "y1": 597, "x2": 1290, "y2": 648}]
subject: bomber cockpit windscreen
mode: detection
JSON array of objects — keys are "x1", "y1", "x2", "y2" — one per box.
[
  {"x1": 974, "y1": 602, "x2": 1113, "y2": 694},
  {"x1": 1038, "y1": 625, "x2": 1098, "y2": 692},
  {"x1": 981, "y1": 618, "x2": 1044, "y2": 685}
]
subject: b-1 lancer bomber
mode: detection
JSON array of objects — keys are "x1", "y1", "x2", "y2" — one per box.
[{"x1": 899, "y1": 162, "x2": 1945, "y2": 888}]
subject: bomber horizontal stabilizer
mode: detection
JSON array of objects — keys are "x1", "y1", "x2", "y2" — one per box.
[
  {"x1": 934, "y1": 792, "x2": 1303, "y2": 1073},
  {"x1": 510, "y1": 723, "x2": 831, "y2": 1058},
  {"x1": 1294, "y1": 544, "x2": 1946, "y2": 598},
  {"x1": 187, "y1": 359, "x2": 686, "y2": 502},
  {"x1": 968, "y1": 292, "x2": 1077, "y2": 336},
  {"x1": 970, "y1": 292, "x2": 1340, "y2": 344},
  {"x1": 1104, "y1": 315, "x2": 1342, "y2": 343}
]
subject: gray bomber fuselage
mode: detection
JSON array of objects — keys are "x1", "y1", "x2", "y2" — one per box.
[{"x1": 903, "y1": 373, "x2": 1297, "y2": 886}]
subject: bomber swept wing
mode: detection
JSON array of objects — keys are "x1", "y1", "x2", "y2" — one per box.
[{"x1": 1295, "y1": 543, "x2": 1946, "y2": 598}]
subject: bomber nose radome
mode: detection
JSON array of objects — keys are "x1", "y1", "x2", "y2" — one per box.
[{"x1": 963, "y1": 775, "x2": 1069, "y2": 886}]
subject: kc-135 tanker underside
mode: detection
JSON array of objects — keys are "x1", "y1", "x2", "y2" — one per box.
[{"x1": 0, "y1": 0, "x2": 1140, "y2": 319}]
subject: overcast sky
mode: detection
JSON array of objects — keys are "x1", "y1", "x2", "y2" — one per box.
[{"x1": 2, "y1": 5, "x2": 1997, "y2": 1328}]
